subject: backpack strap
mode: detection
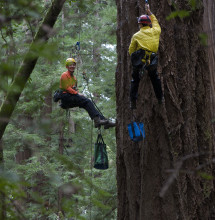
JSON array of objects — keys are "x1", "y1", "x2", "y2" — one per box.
[{"x1": 96, "y1": 133, "x2": 105, "y2": 145}]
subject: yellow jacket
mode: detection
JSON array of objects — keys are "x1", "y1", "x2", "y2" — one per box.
[{"x1": 129, "y1": 14, "x2": 161, "y2": 55}]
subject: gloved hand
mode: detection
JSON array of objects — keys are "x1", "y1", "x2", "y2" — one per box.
[{"x1": 145, "y1": 4, "x2": 152, "y2": 15}]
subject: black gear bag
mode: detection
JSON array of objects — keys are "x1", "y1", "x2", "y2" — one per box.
[
  {"x1": 94, "y1": 133, "x2": 109, "y2": 170},
  {"x1": 53, "y1": 89, "x2": 63, "y2": 102},
  {"x1": 131, "y1": 49, "x2": 145, "y2": 67}
]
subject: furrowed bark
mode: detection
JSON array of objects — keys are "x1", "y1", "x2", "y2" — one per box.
[{"x1": 116, "y1": 0, "x2": 215, "y2": 219}]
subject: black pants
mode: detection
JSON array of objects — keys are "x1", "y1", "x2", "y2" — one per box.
[
  {"x1": 61, "y1": 93, "x2": 105, "y2": 120},
  {"x1": 130, "y1": 60, "x2": 163, "y2": 102}
]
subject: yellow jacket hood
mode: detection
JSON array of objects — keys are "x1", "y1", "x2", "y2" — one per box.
[{"x1": 129, "y1": 14, "x2": 161, "y2": 55}]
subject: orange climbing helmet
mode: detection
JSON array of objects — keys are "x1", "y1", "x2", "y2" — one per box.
[
  {"x1": 138, "y1": 15, "x2": 151, "y2": 25},
  {"x1": 65, "y1": 58, "x2": 76, "y2": 66}
]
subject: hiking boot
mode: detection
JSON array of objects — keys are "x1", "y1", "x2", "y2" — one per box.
[
  {"x1": 130, "y1": 100, "x2": 137, "y2": 110},
  {"x1": 104, "y1": 120, "x2": 116, "y2": 129},
  {"x1": 94, "y1": 117, "x2": 108, "y2": 128}
]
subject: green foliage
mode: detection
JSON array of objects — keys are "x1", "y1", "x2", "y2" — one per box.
[
  {"x1": 0, "y1": 169, "x2": 28, "y2": 219},
  {"x1": 1, "y1": 0, "x2": 117, "y2": 219},
  {"x1": 188, "y1": 0, "x2": 197, "y2": 10},
  {"x1": 198, "y1": 172, "x2": 214, "y2": 180},
  {"x1": 166, "y1": 10, "x2": 190, "y2": 20},
  {"x1": 29, "y1": 41, "x2": 59, "y2": 61},
  {"x1": 199, "y1": 33, "x2": 208, "y2": 46},
  {"x1": 187, "y1": 0, "x2": 202, "y2": 10},
  {"x1": 166, "y1": 0, "x2": 202, "y2": 20},
  {"x1": 166, "y1": 0, "x2": 208, "y2": 47}
]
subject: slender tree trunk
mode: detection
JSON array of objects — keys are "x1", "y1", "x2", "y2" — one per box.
[
  {"x1": 0, "y1": 0, "x2": 66, "y2": 141},
  {"x1": 116, "y1": 0, "x2": 215, "y2": 219},
  {"x1": 0, "y1": 192, "x2": 6, "y2": 220},
  {"x1": 0, "y1": 140, "x2": 6, "y2": 219}
]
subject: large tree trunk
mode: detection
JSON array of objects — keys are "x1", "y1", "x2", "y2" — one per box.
[{"x1": 116, "y1": 0, "x2": 215, "y2": 219}]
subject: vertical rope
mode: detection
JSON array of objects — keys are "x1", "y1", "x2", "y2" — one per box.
[
  {"x1": 89, "y1": 119, "x2": 93, "y2": 220},
  {"x1": 75, "y1": 9, "x2": 81, "y2": 81},
  {"x1": 132, "y1": 110, "x2": 138, "y2": 122},
  {"x1": 82, "y1": 73, "x2": 105, "y2": 118},
  {"x1": 63, "y1": 109, "x2": 70, "y2": 156}
]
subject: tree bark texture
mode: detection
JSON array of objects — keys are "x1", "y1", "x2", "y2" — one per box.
[
  {"x1": 115, "y1": 0, "x2": 215, "y2": 219},
  {"x1": 203, "y1": 0, "x2": 215, "y2": 128},
  {"x1": 0, "y1": 0, "x2": 66, "y2": 142},
  {"x1": 0, "y1": 140, "x2": 6, "y2": 219}
]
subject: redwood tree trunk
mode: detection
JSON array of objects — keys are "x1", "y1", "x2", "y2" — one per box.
[{"x1": 115, "y1": 0, "x2": 215, "y2": 219}]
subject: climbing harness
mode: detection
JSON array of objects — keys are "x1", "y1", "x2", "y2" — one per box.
[{"x1": 141, "y1": 50, "x2": 152, "y2": 65}]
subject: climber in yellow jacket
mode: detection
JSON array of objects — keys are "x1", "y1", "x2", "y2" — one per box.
[{"x1": 129, "y1": 4, "x2": 163, "y2": 109}]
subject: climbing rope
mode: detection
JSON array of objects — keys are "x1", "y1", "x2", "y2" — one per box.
[
  {"x1": 89, "y1": 119, "x2": 94, "y2": 220},
  {"x1": 75, "y1": 41, "x2": 81, "y2": 80},
  {"x1": 74, "y1": 9, "x2": 82, "y2": 80},
  {"x1": 131, "y1": 109, "x2": 137, "y2": 122},
  {"x1": 82, "y1": 71, "x2": 105, "y2": 118},
  {"x1": 63, "y1": 109, "x2": 71, "y2": 155}
]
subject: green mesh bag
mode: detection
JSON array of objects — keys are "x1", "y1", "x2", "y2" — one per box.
[{"x1": 94, "y1": 134, "x2": 108, "y2": 170}]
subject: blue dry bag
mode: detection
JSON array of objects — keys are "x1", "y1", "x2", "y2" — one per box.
[{"x1": 127, "y1": 122, "x2": 146, "y2": 142}]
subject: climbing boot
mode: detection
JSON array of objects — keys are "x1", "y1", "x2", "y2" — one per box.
[
  {"x1": 104, "y1": 120, "x2": 116, "y2": 129},
  {"x1": 130, "y1": 100, "x2": 137, "y2": 110},
  {"x1": 94, "y1": 117, "x2": 108, "y2": 128}
]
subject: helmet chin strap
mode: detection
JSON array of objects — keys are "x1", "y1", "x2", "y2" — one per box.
[{"x1": 69, "y1": 70, "x2": 75, "y2": 75}]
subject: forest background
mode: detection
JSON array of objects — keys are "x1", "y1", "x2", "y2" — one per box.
[{"x1": 0, "y1": 0, "x2": 117, "y2": 219}]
